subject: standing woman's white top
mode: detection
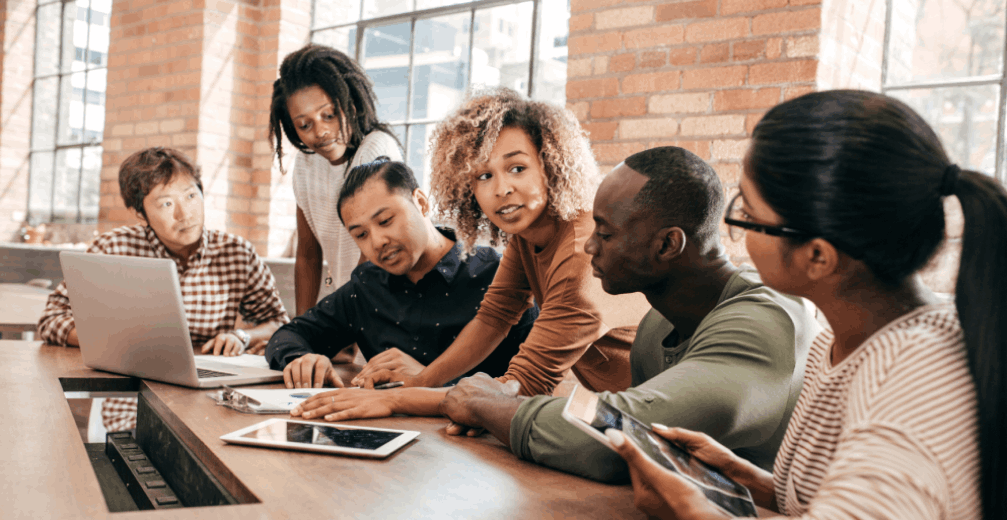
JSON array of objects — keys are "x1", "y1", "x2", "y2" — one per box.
[{"x1": 292, "y1": 130, "x2": 402, "y2": 301}]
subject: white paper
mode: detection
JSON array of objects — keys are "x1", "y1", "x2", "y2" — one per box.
[
  {"x1": 235, "y1": 388, "x2": 332, "y2": 411},
  {"x1": 194, "y1": 354, "x2": 271, "y2": 370}
]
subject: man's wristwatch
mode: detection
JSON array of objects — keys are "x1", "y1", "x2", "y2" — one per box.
[{"x1": 230, "y1": 329, "x2": 251, "y2": 352}]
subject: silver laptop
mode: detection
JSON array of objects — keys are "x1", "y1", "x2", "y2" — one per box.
[{"x1": 59, "y1": 251, "x2": 283, "y2": 388}]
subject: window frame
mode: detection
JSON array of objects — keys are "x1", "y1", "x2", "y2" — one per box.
[
  {"x1": 310, "y1": 0, "x2": 565, "y2": 186},
  {"x1": 28, "y1": 0, "x2": 109, "y2": 225},
  {"x1": 881, "y1": 0, "x2": 1007, "y2": 183}
]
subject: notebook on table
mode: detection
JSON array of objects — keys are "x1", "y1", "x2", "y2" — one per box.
[{"x1": 59, "y1": 251, "x2": 283, "y2": 388}]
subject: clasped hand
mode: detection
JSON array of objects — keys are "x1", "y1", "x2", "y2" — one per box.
[
  {"x1": 351, "y1": 347, "x2": 427, "y2": 388},
  {"x1": 439, "y1": 373, "x2": 520, "y2": 437}
]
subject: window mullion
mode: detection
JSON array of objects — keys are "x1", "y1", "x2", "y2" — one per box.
[
  {"x1": 527, "y1": 0, "x2": 540, "y2": 97},
  {"x1": 996, "y1": 4, "x2": 1007, "y2": 183}
]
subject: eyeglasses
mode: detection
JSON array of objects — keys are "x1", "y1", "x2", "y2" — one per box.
[{"x1": 724, "y1": 193, "x2": 814, "y2": 242}]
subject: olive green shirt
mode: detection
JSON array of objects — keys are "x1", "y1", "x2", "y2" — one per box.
[{"x1": 509, "y1": 268, "x2": 820, "y2": 482}]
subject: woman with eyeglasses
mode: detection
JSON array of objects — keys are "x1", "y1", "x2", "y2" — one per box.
[{"x1": 605, "y1": 89, "x2": 1006, "y2": 520}]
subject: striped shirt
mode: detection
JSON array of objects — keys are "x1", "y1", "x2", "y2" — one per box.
[
  {"x1": 38, "y1": 224, "x2": 289, "y2": 431},
  {"x1": 766, "y1": 304, "x2": 980, "y2": 520}
]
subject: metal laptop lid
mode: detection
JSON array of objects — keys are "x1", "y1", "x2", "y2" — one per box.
[{"x1": 60, "y1": 251, "x2": 201, "y2": 385}]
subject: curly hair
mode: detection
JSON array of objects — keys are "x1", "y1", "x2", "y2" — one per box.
[
  {"x1": 428, "y1": 87, "x2": 598, "y2": 252},
  {"x1": 269, "y1": 44, "x2": 397, "y2": 173}
]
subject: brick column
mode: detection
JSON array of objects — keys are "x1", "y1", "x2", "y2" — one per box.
[
  {"x1": 100, "y1": 0, "x2": 310, "y2": 256},
  {"x1": 0, "y1": 0, "x2": 35, "y2": 242},
  {"x1": 566, "y1": 0, "x2": 821, "y2": 264},
  {"x1": 259, "y1": 0, "x2": 311, "y2": 257},
  {"x1": 101, "y1": 0, "x2": 206, "y2": 230}
]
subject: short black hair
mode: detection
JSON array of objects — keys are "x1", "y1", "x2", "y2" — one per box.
[
  {"x1": 118, "y1": 147, "x2": 202, "y2": 216},
  {"x1": 337, "y1": 157, "x2": 421, "y2": 225},
  {"x1": 623, "y1": 146, "x2": 724, "y2": 244}
]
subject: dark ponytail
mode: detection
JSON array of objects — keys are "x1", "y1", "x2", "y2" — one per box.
[
  {"x1": 268, "y1": 44, "x2": 399, "y2": 173},
  {"x1": 750, "y1": 90, "x2": 1006, "y2": 520},
  {"x1": 952, "y1": 169, "x2": 1007, "y2": 520}
]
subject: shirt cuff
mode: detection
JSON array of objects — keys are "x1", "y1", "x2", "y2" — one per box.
[{"x1": 508, "y1": 394, "x2": 556, "y2": 461}]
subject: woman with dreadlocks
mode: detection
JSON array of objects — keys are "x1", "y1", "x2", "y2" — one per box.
[{"x1": 270, "y1": 44, "x2": 402, "y2": 315}]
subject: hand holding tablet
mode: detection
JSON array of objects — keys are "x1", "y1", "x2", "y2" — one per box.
[{"x1": 561, "y1": 385, "x2": 757, "y2": 517}]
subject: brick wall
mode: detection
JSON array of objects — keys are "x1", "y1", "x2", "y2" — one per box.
[
  {"x1": 99, "y1": 0, "x2": 309, "y2": 256},
  {"x1": 260, "y1": 0, "x2": 310, "y2": 258},
  {"x1": 0, "y1": 0, "x2": 35, "y2": 242},
  {"x1": 101, "y1": 0, "x2": 206, "y2": 230},
  {"x1": 567, "y1": 0, "x2": 960, "y2": 293},
  {"x1": 566, "y1": 0, "x2": 822, "y2": 265}
]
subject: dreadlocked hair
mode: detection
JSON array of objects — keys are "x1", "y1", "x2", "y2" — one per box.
[
  {"x1": 269, "y1": 43, "x2": 397, "y2": 173},
  {"x1": 428, "y1": 87, "x2": 598, "y2": 253}
]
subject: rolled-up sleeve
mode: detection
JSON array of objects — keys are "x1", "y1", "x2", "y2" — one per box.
[
  {"x1": 510, "y1": 296, "x2": 804, "y2": 481},
  {"x1": 37, "y1": 281, "x2": 76, "y2": 346},
  {"x1": 478, "y1": 242, "x2": 606, "y2": 397}
]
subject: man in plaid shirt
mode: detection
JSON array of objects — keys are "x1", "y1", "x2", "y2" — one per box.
[{"x1": 38, "y1": 147, "x2": 289, "y2": 432}]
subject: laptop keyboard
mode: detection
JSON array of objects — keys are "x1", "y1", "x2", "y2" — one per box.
[{"x1": 197, "y1": 368, "x2": 236, "y2": 379}]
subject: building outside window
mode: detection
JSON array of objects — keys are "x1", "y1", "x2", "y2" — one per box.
[
  {"x1": 884, "y1": 0, "x2": 1007, "y2": 182},
  {"x1": 29, "y1": 0, "x2": 110, "y2": 224},
  {"x1": 311, "y1": 0, "x2": 570, "y2": 190}
]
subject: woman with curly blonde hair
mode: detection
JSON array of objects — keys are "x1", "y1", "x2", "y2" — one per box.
[{"x1": 350, "y1": 87, "x2": 638, "y2": 398}]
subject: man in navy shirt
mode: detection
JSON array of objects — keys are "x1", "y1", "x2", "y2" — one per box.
[{"x1": 266, "y1": 158, "x2": 537, "y2": 389}]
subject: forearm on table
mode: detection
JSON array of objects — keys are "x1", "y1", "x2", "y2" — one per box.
[
  {"x1": 470, "y1": 395, "x2": 523, "y2": 448},
  {"x1": 416, "y1": 318, "x2": 509, "y2": 387},
  {"x1": 66, "y1": 327, "x2": 80, "y2": 347},
  {"x1": 391, "y1": 387, "x2": 449, "y2": 416}
]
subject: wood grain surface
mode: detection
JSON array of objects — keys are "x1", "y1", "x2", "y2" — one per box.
[{"x1": 1, "y1": 341, "x2": 641, "y2": 519}]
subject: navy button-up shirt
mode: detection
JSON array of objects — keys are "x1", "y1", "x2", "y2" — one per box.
[{"x1": 266, "y1": 229, "x2": 538, "y2": 380}]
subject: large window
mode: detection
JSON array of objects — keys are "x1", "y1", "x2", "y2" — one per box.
[
  {"x1": 883, "y1": 0, "x2": 1007, "y2": 181},
  {"x1": 311, "y1": 0, "x2": 570, "y2": 189},
  {"x1": 29, "y1": 0, "x2": 110, "y2": 224}
]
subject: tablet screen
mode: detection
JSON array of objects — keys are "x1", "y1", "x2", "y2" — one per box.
[
  {"x1": 590, "y1": 398, "x2": 756, "y2": 517},
  {"x1": 241, "y1": 421, "x2": 404, "y2": 450}
]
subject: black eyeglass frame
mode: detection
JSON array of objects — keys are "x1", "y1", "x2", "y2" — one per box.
[{"x1": 724, "y1": 193, "x2": 815, "y2": 241}]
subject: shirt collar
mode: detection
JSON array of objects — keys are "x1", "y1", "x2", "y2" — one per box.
[
  {"x1": 431, "y1": 227, "x2": 463, "y2": 285},
  {"x1": 385, "y1": 227, "x2": 462, "y2": 291},
  {"x1": 143, "y1": 225, "x2": 208, "y2": 270}
]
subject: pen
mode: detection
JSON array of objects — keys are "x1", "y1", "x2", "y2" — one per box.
[{"x1": 374, "y1": 381, "x2": 404, "y2": 390}]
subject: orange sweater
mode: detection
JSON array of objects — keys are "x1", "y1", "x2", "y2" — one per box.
[{"x1": 474, "y1": 211, "x2": 638, "y2": 396}]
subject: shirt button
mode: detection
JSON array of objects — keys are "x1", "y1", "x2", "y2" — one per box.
[
  {"x1": 644, "y1": 396, "x2": 655, "y2": 403},
  {"x1": 664, "y1": 355, "x2": 673, "y2": 364}
]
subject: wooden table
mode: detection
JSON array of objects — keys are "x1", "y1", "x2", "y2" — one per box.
[
  {"x1": 2, "y1": 340, "x2": 640, "y2": 519},
  {"x1": 0, "y1": 283, "x2": 50, "y2": 339}
]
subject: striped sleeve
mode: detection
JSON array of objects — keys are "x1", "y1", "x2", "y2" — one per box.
[{"x1": 766, "y1": 305, "x2": 980, "y2": 520}]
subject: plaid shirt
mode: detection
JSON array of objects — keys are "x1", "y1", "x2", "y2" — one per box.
[{"x1": 38, "y1": 224, "x2": 289, "y2": 431}]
